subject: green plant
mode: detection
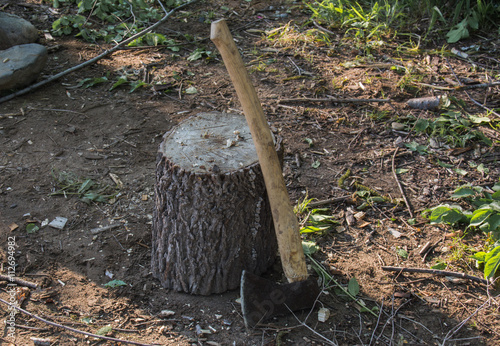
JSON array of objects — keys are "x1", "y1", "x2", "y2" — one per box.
[
  {"x1": 51, "y1": 0, "x2": 185, "y2": 43},
  {"x1": 305, "y1": 0, "x2": 500, "y2": 44},
  {"x1": 50, "y1": 170, "x2": 118, "y2": 204},
  {"x1": 128, "y1": 33, "x2": 180, "y2": 50},
  {"x1": 303, "y1": 242, "x2": 379, "y2": 315},
  {"x1": 187, "y1": 48, "x2": 214, "y2": 61},
  {"x1": 471, "y1": 246, "x2": 500, "y2": 280},
  {"x1": 104, "y1": 279, "x2": 127, "y2": 288},
  {"x1": 423, "y1": 180, "x2": 500, "y2": 279},
  {"x1": 52, "y1": 14, "x2": 86, "y2": 36},
  {"x1": 294, "y1": 194, "x2": 339, "y2": 234},
  {"x1": 445, "y1": 0, "x2": 500, "y2": 43},
  {"x1": 410, "y1": 98, "x2": 493, "y2": 148}
]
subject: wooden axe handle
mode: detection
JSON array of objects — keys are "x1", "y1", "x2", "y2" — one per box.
[{"x1": 210, "y1": 19, "x2": 308, "y2": 282}]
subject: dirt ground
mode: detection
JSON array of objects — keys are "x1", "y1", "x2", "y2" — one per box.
[{"x1": 1, "y1": 0, "x2": 500, "y2": 345}]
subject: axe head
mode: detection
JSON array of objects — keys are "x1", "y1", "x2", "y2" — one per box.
[{"x1": 240, "y1": 270, "x2": 321, "y2": 328}]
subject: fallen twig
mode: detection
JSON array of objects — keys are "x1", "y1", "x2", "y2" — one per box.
[
  {"x1": 278, "y1": 97, "x2": 391, "y2": 104},
  {"x1": 90, "y1": 223, "x2": 122, "y2": 234},
  {"x1": 413, "y1": 81, "x2": 500, "y2": 91},
  {"x1": 391, "y1": 147, "x2": 414, "y2": 219},
  {"x1": 381, "y1": 266, "x2": 488, "y2": 285},
  {"x1": 0, "y1": 298, "x2": 159, "y2": 346},
  {"x1": 441, "y1": 295, "x2": 496, "y2": 345},
  {"x1": 308, "y1": 195, "x2": 351, "y2": 208},
  {"x1": 421, "y1": 238, "x2": 442, "y2": 263},
  {"x1": 312, "y1": 21, "x2": 336, "y2": 36},
  {"x1": 0, "y1": 274, "x2": 38, "y2": 289},
  {"x1": 0, "y1": 0, "x2": 199, "y2": 105}
]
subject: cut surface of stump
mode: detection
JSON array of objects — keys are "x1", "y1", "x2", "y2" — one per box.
[{"x1": 152, "y1": 112, "x2": 279, "y2": 295}]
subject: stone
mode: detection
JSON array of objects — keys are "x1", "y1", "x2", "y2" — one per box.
[
  {"x1": 0, "y1": 12, "x2": 39, "y2": 49},
  {"x1": 0, "y1": 43, "x2": 48, "y2": 91}
]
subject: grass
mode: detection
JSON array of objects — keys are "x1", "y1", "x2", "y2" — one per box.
[
  {"x1": 422, "y1": 180, "x2": 500, "y2": 280},
  {"x1": 50, "y1": 170, "x2": 119, "y2": 204},
  {"x1": 305, "y1": 0, "x2": 500, "y2": 45}
]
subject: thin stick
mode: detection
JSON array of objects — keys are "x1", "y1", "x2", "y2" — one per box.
[
  {"x1": 0, "y1": 298, "x2": 159, "y2": 346},
  {"x1": 279, "y1": 97, "x2": 391, "y2": 104},
  {"x1": 391, "y1": 147, "x2": 414, "y2": 219},
  {"x1": 308, "y1": 195, "x2": 351, "y2": 208},
  {"x1": 0, "y1": 0, "x2": 199, "y2": 105},
  {"x1": 381, "y1": 266, "x2": 488, "y2": 285},
  {"x1": 455, "y1": 81, "x2": 500, "y2": 91},
  {"x1": 442, "y1": 295, "x2": 496, "y2": 345},
  {"x1": 413, "y1": 81, "x2": 500, "y2": 91},
  {"x1": 0, "y1": 275, "x2": 38, "y2": 289},
  {"x1": 90, "y1": 223, "x2": 122, "y2": 234},
  {"x1": 312, "y1": 21, "x2": 336, "y2": 36}
]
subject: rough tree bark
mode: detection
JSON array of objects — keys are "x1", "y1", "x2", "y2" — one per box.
[{"x1": 152, "y1": 112, "x2": 281, "y2": 295}]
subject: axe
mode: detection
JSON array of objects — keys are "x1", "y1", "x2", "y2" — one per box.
[{"x1": 210, "y1": 19, "x2": 320, "y2": 328}]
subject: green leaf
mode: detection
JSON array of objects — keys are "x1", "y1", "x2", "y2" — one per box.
[
  {"x1": 468, "y1": 114, "x2": 490, "y2": 124},
  {"x1": 484, "y1": 247, "x2": 500, "y2": 279},
  {"x1": 77, "y1": 76, "x2": 108, "y2": 88},
  {"x1": 493, "y1": 181, "x2": 500, "y2": 192},
  {"x1": 477, "y1": 163, "x2": 489, "y2": 175},
  {"x1": 471, "y1": 251, "x2": 487, "y2": 262},
  {"x1": 302, "y1": 241, "x2": 319, "y2": 255},
  {"x1": 429, "y1": 206, "x2": 464, "y2": 225},
  {"x1": 437, "y1": 160, "x2": 454, "y2": 168},
  {"x1": 309, "y1": 213, "x2": 335, "y2": 223},
  {"x1": 81, "y1": 317, "x2": 93, "y2": 324},
  {"x1": 104, "y1": 279, "x2": 126, "y2": 288},
  {"x1": 451, "y1": 186, "x2": 476, "y2": 199},
  {"x1": 367, "y1": 196, "x2": 386, "y2": 203},
  {"x1": 304, "y1": 138, "x2": 314, "y2": 147},
  {"x1": 470, "y1": 209, "x2": 494, "y2": 227},
  {"x1": 78, "y1": 179, "x2": 94, "y2": 194},
  {"x1": 348, "y1": 277, "x2": 360, "y2": 296},
  {"x1": 187, "y1": 48, "x2": 205, "y2": 61},
  {"x1": 431, "y1": 261, "x2": 447, "y2": 270},
  {"x1": 96, "y1": 325, "x2": 113, "y2": 336},
  {"x1": 397, "y1": 247, "x2": 408, "y2": 259},
  {"x1": 129, "y1": 80, "x2": 148, "y2": 93},
  {"x1": 479, "y1": 213, "x2": 500, "y2": 233},
  {"x1": 185, "y1": 86, "x2": 198, "y2": 94},
  {"x1": 414, "y1": 118, "x2": 429, "y2": 132},
  {"x1": 81, "y1": 192, "x2": 108, "y2": 204},
  {"x1": 109, "y1": 76, "x2": 128, "y2": 91},
  {"x1": 300, "y1": 225, "x2": 324, "y2": 234},
  {"x1": 26, "y1": 223, "x2": 39, "y2": 234},
  {"x1": 395, "y1": 168, "x2": 409, "y2": 174},
  {"x1": 312, "y1": 160, "x2": 321, "y2": 169},
  {"x1": 405, "y1": 141, "x2": 427, "y2": 155},
  {"x1": 453, "y1": 168, "x2": 468, "y2": 176},
  {"x1": 446, "y1": 19, "x2": 469, "y2": 43}
]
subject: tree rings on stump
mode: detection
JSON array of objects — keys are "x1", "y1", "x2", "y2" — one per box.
[{"x1": 152, "y1": 112, "x2": 280, "y2": 295}]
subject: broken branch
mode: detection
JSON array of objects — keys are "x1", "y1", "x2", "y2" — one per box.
[
  {"x1": 279, "y1": 97, "x2": 391, "y2": 104},
  {"x1": 381, "y1": 266, "x2": 488, "y2": 285},
  {"x1": 391, "y1": 147, "x2": 414, "y2": 219},
  {"x1": 0, "y1": 275, "x2": 38, "y2": 289},
  {"x1": 0, "y1": 298, "x2": 158, "y2": 346}
]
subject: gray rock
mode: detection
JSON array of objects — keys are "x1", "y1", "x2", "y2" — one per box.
[
  {"x1": 0, "y1": 12, "x2": 39, "y2": 49},
  {"x1": 0, "y1": 43, "x2": 48, "y2": 91}
]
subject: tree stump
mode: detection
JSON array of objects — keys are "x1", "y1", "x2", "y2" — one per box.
[{"x1": 152, "y1": 112, "x2": 280, "y2": 295}]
